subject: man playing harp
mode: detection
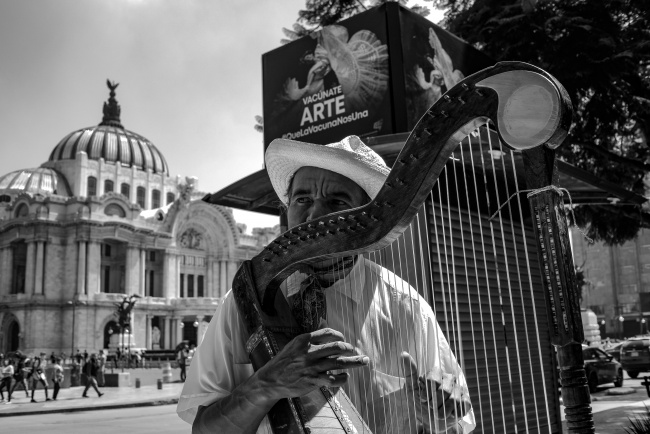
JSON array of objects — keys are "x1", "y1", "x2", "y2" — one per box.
[{"x1": 177, "y1": 135, "x2": 475, "y2": 433}]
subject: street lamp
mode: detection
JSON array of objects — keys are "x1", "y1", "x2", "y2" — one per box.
[{"x1": 619, "y1": 315, "x2": 625, "y2": 339}]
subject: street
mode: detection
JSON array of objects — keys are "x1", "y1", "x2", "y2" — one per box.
[
  {"x1": 1, "y1": 372, "x2": 649, "y2": 434},
  {"x1": 0, "y1": 404, "x2": 189, "y2": 434}
]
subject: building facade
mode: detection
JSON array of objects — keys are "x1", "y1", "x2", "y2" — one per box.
[
  {"x1": 0, "y1": 82, "x2": 278, "y2": 356},
  {"x1": 573, "y1": 228, "x2": 650, "y2": 339}
]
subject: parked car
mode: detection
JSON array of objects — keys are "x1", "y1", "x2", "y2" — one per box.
[
  {"x1": 582, "y1": 346, "x2": 624, "y2": 392},
  {"x1": 620, "y1": 336, "x2": 650, "y2": 378}
]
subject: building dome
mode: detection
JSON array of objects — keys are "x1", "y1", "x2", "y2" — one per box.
[
  {"x1": 0, "y1": 167, "x2": 72, "y2": 196},
  {"x1": 47, "y1": 80, "x2": 169, "y2": 175}
]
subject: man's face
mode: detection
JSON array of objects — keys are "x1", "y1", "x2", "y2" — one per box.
[{"x1": 287, "y1": 167, "x2": 368, "y2": 228}]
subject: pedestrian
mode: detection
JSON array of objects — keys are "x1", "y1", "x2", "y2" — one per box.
[
  {"x1": 51, "y1": 357, "x2": 64, "y2": 401},
  {"x1": 132, "y1": 350, "x2": 141, "y2": 368},
  {"x1": 82, "y1": 354, "x2": 103, "y2": 398},
  {"x1": 177, "y1": 344, "x2": 188, "y2": 382},
  {"x1": 49, "y1": 352, "x2": 56, "y2": 364},
  {"x1": 10, "y1": 353, "x2": 30, "y2": 398},
  {"x1": 74, "y1": 349, "x2": 83, "y2": 365},
  {"x1": 0, "y1": 358, "x2": 14, "y2": 404},
  {"x1": 30, "y1": 354, "x2": 51, "y2": 403},
  {"x1": 97, "y1": 350, "x2": 107, "y2": 387}
]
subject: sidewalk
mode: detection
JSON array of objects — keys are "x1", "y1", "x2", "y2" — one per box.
[
  {"x1": 0, "y1": 382, "x2": 183, "y2": 417},
  {"x1": 561, "y1": 387, "x2": 650, "y2": 433}
]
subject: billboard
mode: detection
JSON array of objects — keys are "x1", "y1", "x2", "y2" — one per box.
[
  {"x1": 398, "y1": 8, "x2": 494, "y2": 129},
  {"x1": 261, "y1": 3, "x2": 494, "y2": 149}
]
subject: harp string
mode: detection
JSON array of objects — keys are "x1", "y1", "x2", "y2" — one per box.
[
  {"x1": 443, "y1": 157, "x2": 464, "y2": 432},
  {"x1": 420, "y1": 207, "x2": 450, "y2": 434},
  {"x1": 507, "y1": 145, "x2": 553, "y2": 432},
  {"x1": 475, "y1": 124, "x2": 509, "y2": 430},
  {"x1": 484, "y1": 125, "x2": 520, "y2": 431},
  {"x1": 497, "y1": 136, "x2": 543, "y2": 431},
  {"x1": 389, "y1": 238, "x2": 412, "y2": 433},
  {"x1": 397, "y1": 235, "x2": 419, "y2": 434},
  {"x1": 464, "y1": 131, "x2": 495, "y2": 433},
  {"x1": 413, "y1": 213, "x2": 436, "y2": 434},
  {"x1": 435, "y1": 174, "x2": 458, "y2": 433},
  {"x1": 458, "y1": 136, "x2": 487, "y2": 433}
]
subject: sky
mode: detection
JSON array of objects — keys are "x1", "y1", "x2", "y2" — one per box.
[{"x1": 0, "y1": 0, "x2": 441, "y2": 231}]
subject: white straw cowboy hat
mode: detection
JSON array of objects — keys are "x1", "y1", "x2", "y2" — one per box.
[{"x1": 265, "y1": 135, "x2": 390, "y2": 205}]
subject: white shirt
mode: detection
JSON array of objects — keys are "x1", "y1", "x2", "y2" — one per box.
[{"x1": 177, "y1": 257, "x2": 476, "y2": 433}]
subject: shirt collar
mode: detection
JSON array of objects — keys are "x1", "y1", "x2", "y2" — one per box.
[{"x1": 282, "y1": 256, "x2": 366, "y2": 304}]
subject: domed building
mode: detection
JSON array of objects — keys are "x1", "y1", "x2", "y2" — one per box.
[{"x1": 0, "y1": 81, "x2": 277, "y2": 356}]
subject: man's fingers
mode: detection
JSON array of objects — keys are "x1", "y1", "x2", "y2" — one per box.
[
  {"x1": 308, "y1": 341, "x2": 356, "y2": 359},
  {"x1": 317, "y1": 355, "x2": 370, "y2": 372},
  {"x1": 309, "y1": 327, "x2": 345, "y2": 345}
]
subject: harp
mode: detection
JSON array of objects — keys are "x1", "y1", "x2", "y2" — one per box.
[{"x1": 232, "y1": 62, "x2": 594, "y2": 433}]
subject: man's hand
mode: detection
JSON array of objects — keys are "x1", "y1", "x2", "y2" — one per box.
[
  {"x1": 254, "y1": 326, "x2": 369, "y2": 403},
  {"x1": 368, "y1": 352, "x2": 471, "y2": 434}
]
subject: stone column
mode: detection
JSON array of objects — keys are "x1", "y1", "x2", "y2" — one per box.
[
  {"x1": 174, "y1": 316, "x2": 183, "y2": 348},
  {"x1": 162, "y1": 252, "x2": 169, "y2": 299},
  {"x1": 206, "y1": 256, "x2": 213, "y2": 298},
  {"x1": 24, "y1": 241, "x2": 35, "y2": 295},
  {"x1": 0, "y1": 247, "x2": 12, "y2": 295},
  {"x1": 140, "y1": 249, "x2": 146, "y2": 296},
  {"x1": 76, "y1": 241, "x2": 87, "y2": 295},
  {"x1": 211, "y1": 260, "x2": 219, "y2": 298},
  {"x1": 145, "y1": 315, "x2": 151, "y2": 349},
  {"x1": 86, "y1": 241, "x2": 101, "y2": 295},
  {"x1": 125, "y1": 246, "x2": 139, "y2": 295},
  {"x1": 34, "y1": 241, "x2": 44, "y2": 295},
  {"x1": 219, "y1": 261, "x2": 227, "y2": 298},
  {"x1": 176, "y1": 256, "x2": 182, "y2": 298},
  {"x1": 163, "y1": 316, "x2": 171, "y2": 349}
]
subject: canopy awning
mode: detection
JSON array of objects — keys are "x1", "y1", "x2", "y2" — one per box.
[{"x1": 203, "y1": 133, "x2": 646, "y2": 215}]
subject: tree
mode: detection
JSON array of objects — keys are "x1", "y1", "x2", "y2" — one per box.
[
  {"x1": 281, "y1": 0, "x2": 650, "y2": 244},
  {"x1": 431, "y1": 0, "x2": 650, "y2": 244}
]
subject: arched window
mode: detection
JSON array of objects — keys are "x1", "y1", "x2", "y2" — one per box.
[
  {"x1": 104, "y1": 180, "x2": 114, "y2": 193},
  {"x1": 14, "y1": 203, "x2": 28, "y2": 218},
  {"x1": 166, "y1": 192, "x2": 175, "y2": 204},
  {"x1": 105, "y1": 203, "x2": 126, "y2": 217},
  {"x1": 136, "y1": 186, "x2": 146, "y2": 209},
  {"x1": 87, "y1": 176, "x2": 97, "y2": 196},
  {"x1": 152, "y1": 189, "x2": 161, "y2": 209},
  {"x1": 120, "y1": 183, "x2": 130, "y2": 199},
  {"x1": 0, "y1": 194, "x2": 11, "y2": 203}
]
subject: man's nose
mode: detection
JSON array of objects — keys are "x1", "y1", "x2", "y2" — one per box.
[{"x1": 307, "y1": 199, "x2": 331, "y2": 221}]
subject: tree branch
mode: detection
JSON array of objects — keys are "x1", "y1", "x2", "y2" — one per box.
[{"x1": 572, "y1": 141, "x2": 650, "y2": 171}]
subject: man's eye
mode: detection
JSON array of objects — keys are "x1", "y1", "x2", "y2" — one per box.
[{"x1": 295, "y1": 197, "x2": 311, "y2": 204}]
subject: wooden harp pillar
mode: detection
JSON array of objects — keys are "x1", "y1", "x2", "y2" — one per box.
[{"x1": 524, "y1": 147, "x2": 595, "y2": 434}]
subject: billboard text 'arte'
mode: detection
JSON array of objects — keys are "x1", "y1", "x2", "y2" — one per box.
[
  {"x1": 262, "y1": 8, "x2": 392, "y2": 147},
  {"x1": 261, "y1": 4, "x2": 494, "y2": 149}
]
